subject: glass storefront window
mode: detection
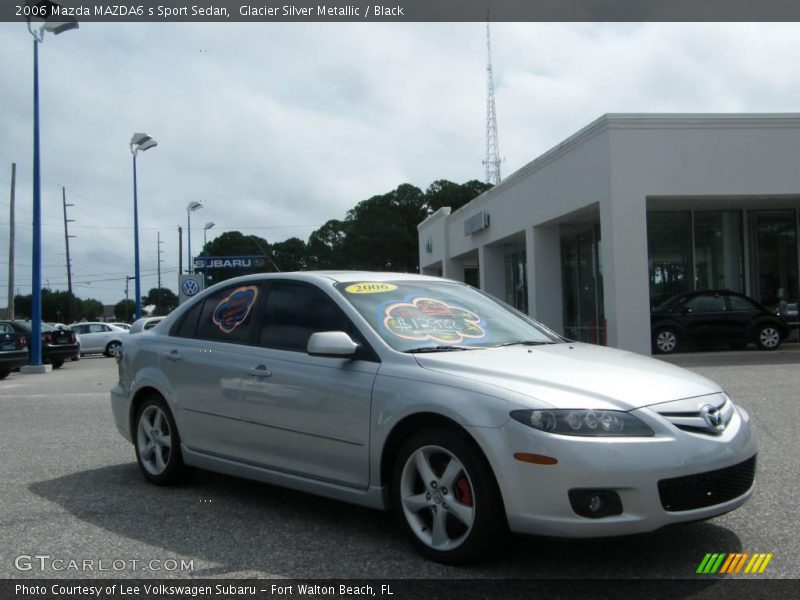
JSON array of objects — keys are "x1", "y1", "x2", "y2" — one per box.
[
  {"x1": 751, "y1": 210, "x2": 799, "y2": 306},
  {"x1": 647, "y1": 212, "x2": 693, "y2": 308},
  {"x1": 693, "y1": 211, "x2": 744, "y2": 292},
  {"x1": 561, "y1": 226, "x2": 604, "y2": 344}
]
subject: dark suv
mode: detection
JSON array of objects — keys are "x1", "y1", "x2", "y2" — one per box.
[
  {"x1": 0, "y1": 320, "x2": 80, "y2": 369},
  {"x1": 651, "y1": 290, "x2": 789, "y2": 354}
]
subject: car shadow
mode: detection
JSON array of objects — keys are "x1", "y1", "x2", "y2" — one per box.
[{"x1": 29, "y1": 463, "x2": 740, "y2": 587}]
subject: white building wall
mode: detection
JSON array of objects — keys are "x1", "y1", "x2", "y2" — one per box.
[{"x1": 419, "y1": 114, "x2": 800, "y2": 355}]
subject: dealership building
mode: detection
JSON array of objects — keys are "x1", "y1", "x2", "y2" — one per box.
[{"x1": 418, "y1": 114, "x2": 800, "y2": 355}]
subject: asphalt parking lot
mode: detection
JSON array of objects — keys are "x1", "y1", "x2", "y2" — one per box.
[{"x1": 0, "y1": 350, "x2": 798, "y2": 580}]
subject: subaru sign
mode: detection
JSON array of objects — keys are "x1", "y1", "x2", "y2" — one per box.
[{"x1": 192, "y1": 255, "x2": 268, "y2": 270}]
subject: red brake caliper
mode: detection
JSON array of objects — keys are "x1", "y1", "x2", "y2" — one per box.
[{"x1": 453, "y1": 476, "x2": 473, "y2": 506}]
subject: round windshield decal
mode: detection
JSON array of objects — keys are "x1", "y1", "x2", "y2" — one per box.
[
  {"x1": 383, "y1": 297, "x2": 486, "y2": 343},
  {"x1": 345, "y1": 282, "x2": 398, "y2": 294},
  {"x1": 212, "y1": 286, "x2": 259, "y2": 333}
]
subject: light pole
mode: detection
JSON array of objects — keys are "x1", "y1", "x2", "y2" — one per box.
[
  {"x1": 186, "y1": 201, "x2": 203, "y2": 273},
  {"x1": 25, "y1": 6, "x2": 78, "y2": 370},
  {"x1": 130, "y1": 133, "x2": 157, "y2": 320},
  {"x1": 203, "y1": 221, "x2": 215, "y2": 285}
]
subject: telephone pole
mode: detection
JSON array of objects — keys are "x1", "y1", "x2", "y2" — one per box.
[
  {"x1": 7, "y1": 163, "x2": 16, "y2": 319},
  {"x1": 157, "y1": 231, "x2": 164, "y2": 312},
  {"x1": 62, "y1": 187, "x2": 75, "y2": 296}
]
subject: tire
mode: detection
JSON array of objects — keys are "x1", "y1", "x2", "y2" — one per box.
[
  {"x1": 105, "y1": 341, "x2": 122, "y2": 358},
  {"x1": 755, "y1": 323, "x2": 782, "y2": 351},
  {"x1": 392, "y1": 429, "x2": 505, "y2": 564},
  {"x1": 0, "y1": 369, "x2": 9, "y2": 380},
  {"x1": 134, "y1": 395, "x2": 186, "y2": 485},
  {"x1": 653, "y1": 328, "x2": 680, "y2": 354},
  {"x1": 51, "y1": 358, "x2": 64, "y2": 369}
]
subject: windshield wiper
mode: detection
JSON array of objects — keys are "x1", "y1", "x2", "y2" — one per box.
[
  {"x1": 404, "y1": 345, "x2": 480, "y2": 353},
  {"x1": 495, "y1": 340, "x2": 555, "y2": 347}
]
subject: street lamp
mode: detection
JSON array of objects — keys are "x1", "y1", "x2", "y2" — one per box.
[
  {"x1": 25, "y1": 2, "x2": 78, "y2": 371},
  {"x1": 130, "y1": 132, "x2": 157, "y2": 321},
  {"x1": 186, "y1": 201, "x2": 203, "y2": 273}
]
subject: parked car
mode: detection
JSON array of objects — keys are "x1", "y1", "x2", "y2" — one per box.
[
  {"x1": 1, "y1": 320, "x2": 79, "y2": 369},
  {"x1": 48, "y1": 323, "x2": 81, "y2": 361},
  {"x1": 110, "y1": 322, "x2": 131, "y2": 331},
  {"x1": 129, "y1": 316, "x2": 164, "y2": 334},
  {"x1": 651, "y1": 290, "x2": 789, "y2": 354},
  {"x1": 0, "y1": 321, "x2": 28, "y2": 379},
  {"x1": 112, "y1": 272, "x2": 757, "y2": 564},
  {"x1": 69, "y1": 322, "x2": 128, "y2": 357}
]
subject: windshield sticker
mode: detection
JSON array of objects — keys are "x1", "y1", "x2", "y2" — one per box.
[
  {"x1": 212, "y1": 285, "x2": 259, "y2": 333},
  {"x1": 383, "y1": 297, "x2": 486, "y2": 343},
  {"x1": 345, "y1": 282, "x2": 398, "y2": 294}
]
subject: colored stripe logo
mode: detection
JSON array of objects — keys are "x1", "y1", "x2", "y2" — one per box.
[{"x1": 696, "y1": 553, "x2": 773, "y2": 574}]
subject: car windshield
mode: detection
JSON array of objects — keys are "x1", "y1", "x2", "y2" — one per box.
[
  {"x1": 13, "y1": 321, "x2": 55, "y2": 332},
  {"x1": 335, "y1": 280, "x2": 560, "y2": 352}
]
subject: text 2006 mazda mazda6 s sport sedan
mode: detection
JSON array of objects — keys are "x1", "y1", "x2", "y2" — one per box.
[{"x1": 111, "y1": 272, "x2": 756, "y2": 563}]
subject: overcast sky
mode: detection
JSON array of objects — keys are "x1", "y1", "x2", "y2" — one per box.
[{"x1": 2, "y1": 22, "x2": 800, "y2": 306}]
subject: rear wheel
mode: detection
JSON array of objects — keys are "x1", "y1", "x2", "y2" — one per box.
[
  {"x1": 392, "y1": 429, "x2": 505, "y2": 564},
  {"x1": 105, "y1": 341, "x2": 122, "y2": 357},
  {"x1": 0, "y1": 369, "x2": 9, "y2": 380},
  {"x1": 51, "y1": 358, "x2": 64, "y2": 369},
  {"x1": 756, "y1": 324, "x2": 782, "y2": 351},
  {"x1": 134, "y1": 395, "x2": 186, "y2": 485},
  {"x1": 653, "y1": 328, "x2": 679, "y2": 354}
]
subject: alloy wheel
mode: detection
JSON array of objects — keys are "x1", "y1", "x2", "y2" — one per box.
[
  {"x1": 400, "y1": 445, "x2": 476, "y2": 552},
  {"x1": 759, "y1": 327, "x2": 780, "y2": 349},
  {"x1": 136, "y1": 405, "x2": 173, "y2": 476},
  {"x1": 656, "y1": 330, "x2": 677, "y2": 353}
]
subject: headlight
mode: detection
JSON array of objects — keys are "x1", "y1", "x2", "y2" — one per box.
[{"x1": 510, "y1": 409, "x2": 654, "y2": 437}]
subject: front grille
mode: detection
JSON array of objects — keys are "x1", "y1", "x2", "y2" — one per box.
[{"x1": 658, "y1": 455, "x2": 756, "y2": 512}]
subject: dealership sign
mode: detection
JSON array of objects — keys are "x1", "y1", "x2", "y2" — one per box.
[{"x1": 192, "y1": 255, "x2": 268, "y2": 270}]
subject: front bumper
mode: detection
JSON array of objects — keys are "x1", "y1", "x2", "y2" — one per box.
[{"x1": 473, "y1": 404, "x2": 757, "y2": 537}]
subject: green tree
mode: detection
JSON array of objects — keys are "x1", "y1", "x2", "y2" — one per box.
[
  {"x1": 424, "y1": 179, "x2": 492, "y2": 214},
  {"x1": 143, "y1": 287, "x2": 179, "y2": 315},
  {"x1": 270, "y1": 237, "x2": 308, "y2": 271},
  {"x1": 114, "y1": 299, "x2": 136, "y2": 322},
  {"x1": 306, "y1": 219, "x2": 348, "y2": 269},
  {"x1": 80, "y1": 298, "x2": 105, "y2": 321}
]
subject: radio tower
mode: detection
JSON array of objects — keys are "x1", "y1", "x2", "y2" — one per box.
[{"x1": 483, "y1": 16, "x2": 502, "y2": 186}]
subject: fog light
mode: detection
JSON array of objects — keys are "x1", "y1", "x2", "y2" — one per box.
[{"x1": 568, "y1": 489, "x2": 623, "y2": 519}]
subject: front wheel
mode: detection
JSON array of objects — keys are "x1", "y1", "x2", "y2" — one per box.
[
  {"x1": 51, "y1": 358, "x2": 64, "y2": 369},
  {"x1": 134, "y1": 396, "x2": 186, "y2": 485},
  {"x1": 392, "y1": 429, "x2": 505, "y2": 564},
  {"x1": 756, "y1": 324, "x2": 782, "y2": 351},
  {"x1": 0, "y1": 369, "x2": 9, "y2": 380}
]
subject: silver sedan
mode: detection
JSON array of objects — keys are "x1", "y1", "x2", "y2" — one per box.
[{"x1": 110, "y1": 272, "x2": 756, "y2": 563}]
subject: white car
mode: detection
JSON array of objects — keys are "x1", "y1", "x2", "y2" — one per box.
[
  {"x1": 111, "y1": 272, "x2": 756, "y2": 564},
  {"x1": 129, "y1": 316, "x2": 164, "y2": 334},
  {"x1": 69, "y1": 322, "x2": 128, "y2": 357}
]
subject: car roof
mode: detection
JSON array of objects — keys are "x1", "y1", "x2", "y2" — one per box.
[{"x1": 201, "y1": 270, "x2": 451, "y2": 287}]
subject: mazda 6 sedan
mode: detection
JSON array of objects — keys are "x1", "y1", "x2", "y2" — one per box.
[{"x1": 111, "y1": 272, "x2": 757, "y2": 563}]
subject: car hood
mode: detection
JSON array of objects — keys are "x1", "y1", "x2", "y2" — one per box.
[{"x1": 413, "y1": 342, "x2": 721, "y2": 411}]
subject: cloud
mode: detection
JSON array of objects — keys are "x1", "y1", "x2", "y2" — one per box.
[{"x1": 1, "y1": 22, "x2": 800, "y2": 304}]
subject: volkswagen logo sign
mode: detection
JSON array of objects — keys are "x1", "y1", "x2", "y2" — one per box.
[
  {"x1": 700, "y1": 404, "x2": 724, "y2": 431},
  {"x1": 181, "y1": 278, "x2": 200, "y2": 297}
]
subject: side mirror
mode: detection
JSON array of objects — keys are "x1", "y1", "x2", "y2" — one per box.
[{"x1": 307, "y1": 331, "x2": 359, "y2": 358}]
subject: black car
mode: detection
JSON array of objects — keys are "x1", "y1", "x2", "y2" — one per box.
[
  {"x1": 0, "y1": 320, "x2": 80, "y2": 369},
  {"x1": 0, "y1": 322, "x2": 28, "y2": 380},
  {"x1": 651, "y1": 290, "x2": 789, "y2": 354}
]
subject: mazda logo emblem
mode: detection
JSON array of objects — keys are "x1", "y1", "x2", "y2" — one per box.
[{"x1": 700, "y1": 404, "x2": 724, "y2": 430}]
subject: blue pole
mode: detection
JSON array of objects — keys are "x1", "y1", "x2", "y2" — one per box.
[
  {"x1": 31, "y1": 38, "x2": 42, "y2": 366},
  {"x1": 133, "y1": 153, "x2": 141, "y2": 320}
]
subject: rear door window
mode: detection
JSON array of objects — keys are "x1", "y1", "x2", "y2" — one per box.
[{"x1": 193, "y1": 284, "x2": 262, "y2": 345}]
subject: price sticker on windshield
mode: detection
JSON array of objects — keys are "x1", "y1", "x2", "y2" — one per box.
[{"x1": 344, "y1": 282, "x2": 398, "y2": 294}]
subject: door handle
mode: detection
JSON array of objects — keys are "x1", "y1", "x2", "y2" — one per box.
[
  {"x1": 248, "y1": 365, "x2": 272, "y2": 378},
  {"x1": 164, "y1": 350, "x2": 182, "y2": 362}
]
